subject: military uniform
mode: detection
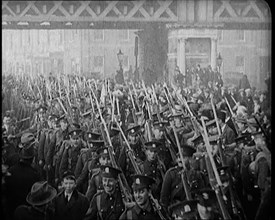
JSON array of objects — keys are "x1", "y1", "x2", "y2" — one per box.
[{"x1": 84, "y1": 166, "x2": 125, "y2": 220}]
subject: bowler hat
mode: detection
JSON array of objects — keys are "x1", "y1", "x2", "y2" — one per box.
[{"x1": 26, "y1": 181, "x2": 57, "y2": 206}]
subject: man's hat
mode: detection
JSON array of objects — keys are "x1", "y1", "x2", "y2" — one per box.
[
  {"x1": 56, "y1": 114, "x2": 68, "y2": 123},
  {"x1": 144, "y1": 140, "x2": 162, "y2": 151},
  {"x1": 62, "y1": 170, "x2": 76, "y2": 181},
  {"x1": 68, "y1": 124, "x2": 82, "y2": 138},
  {"x1": 126, "y1": 124, "x2": 141, "y2": 135},
  {"x1": 36, "y1": 104, "x2": 47, "y2": 112},
  {"x1": 235, "y1": 134, "x2": 251, "y2": 144},
  {"x1": 217, "y1": 166, "x2": 230, "y2": 183},
  {"x1": 208, "y1": 134, "x2": 219, "y2": 144},
  {"x1": 193, "y1": 188, "x2": 217, "y2": 207},
  {"x1": 178, "y1": 145, "x2": 196, "y2": 157},
  {"x1": 90, "y1": 140, "x2": 105, "y2": 148},
  {"x1": 153, "y1": 121, "x2": 168, "y2": 130},
  {"x1": 21, "y1": 133, "x2": 35, "y2": 144},
  {"x1": 19, "y1": 143, "x2": 35, "y2": 159},
  {"x1": 109, "y1": 123, "x2": 120, "y2": 137},
  {"x1": 101, "y1": 165, "x2": 121, "y2": 179},
  {"x1": 26, "y1": 181, "x2": 57, "y2": 206},
  {"x1": 96, "y1": 147, "x2": 109, "y2": 157},
  {"x1": 192, "y1": 135, "x2": 204, "y2": 145},
  {"x1": 168, "y1": 200, "x2": 198, "y2": 219},
  {"x1": 131, "y1": 174, "x2": 155, "y2": 190},
  {"x1": 86, "y1": 130, "x2": 102, "y2": 141}
]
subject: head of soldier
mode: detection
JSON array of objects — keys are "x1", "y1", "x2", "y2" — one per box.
[
  {"x1": 195, "y1": 189, "x2": 219, "y2": 220},
  {"x1": 177, "y1": 146, "x2": 196, "y2": 168},
  {"x1": 126, "y1": 125, "x2": 140, "y2": 145},
  {"x1": 168, "y1": 200, "x2": 198, "y2": 220},
  {"x1": 252, "y1": 132, "x2": 266, "y2": 150},
  {"x1": 62, "y1": 171, "x2": 76, "y2": 194},
  {"x1": 97, "y1": 147, "x2": 111, "y2": 166},
  {"x1": 48, "y1": 115, "x2": 58, "y2": 129},
  {"x1": 69, "y1": 128, "x2": 82, "y2": 146},
  {"x1": 37, "y1": 105, "x2": 47, "y2": 121},
  {"x1": 101, "y1": 166, "x2": 121, "y2": 195},
  {"x1": 59, "y1": 117, "x2": 69, "y2": 131},
  {"x1": 132, "y1": 175, "x2": 154, "y2": 208},
  {"x1": 152, "y1": 122, "x2": 167, "y2": 140},
  {"x1": 144, "y1": 141, "x2": 159, "y2": 162}
]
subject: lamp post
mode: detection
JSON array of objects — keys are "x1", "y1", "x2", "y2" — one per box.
[
  {"x1": 216, "y1": 53, "x2": 222, "y2": 73},
  {"x1": 117, "y1": 49, "x2": 123, "y2": 72}
]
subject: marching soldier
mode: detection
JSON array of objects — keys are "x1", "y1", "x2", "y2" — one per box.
[
  {"x1": 160, "y1": 145, "x2": 205, "y2": 212},
  {"x1": 76, "y1": 139, "x2": 105, "y2": 194},
  {"x1": 85, "y1": 146, "x2": 112, "y2": 202},
  {"x1": 84, "y1": 165, "x2": 125, "y2": 220},
  {"x1": 119, "y1": 174, "x2": 166, "y2": 220},
  {"x1": 139, "y1": 140, "x2": 166, "y2": 200}
]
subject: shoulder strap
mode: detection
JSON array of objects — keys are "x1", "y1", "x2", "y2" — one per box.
[
  {"x1": 96, "y1": 194, "x2": 103, "y2": 220},
  {"x1": 126, "y1": 209, "x2": 133, "y2": 220}
]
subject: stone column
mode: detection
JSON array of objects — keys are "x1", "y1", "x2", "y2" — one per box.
[
  {"x1": 177, "y1": 37, "x2": 186, "y2": 76},
  {"x1": 211, "y1": 38, "x2": 217, "y2": 70}
]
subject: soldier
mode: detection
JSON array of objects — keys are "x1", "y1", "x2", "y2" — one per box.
[
  {"x1": 139, "y1": 140, "x2": 166, "y2": 200},
  {"x1": 119, "y1": 174, "x2": 166, "y2": 220},
  {"x1": 58, "y1": 125, "x2": 85, "y2": 180},
  {"x1": 76, "y1": 139, "x2": 105, "y2": 194},
  {"x1": 168, "y1": 199, "x2": 198, "y2": 220},
  {"x1": 85, "y1": 165, "x2": 125, "y2": 220},
  {"x1": 160, "y1": 145, "x2": 205, "y2": 212},
  {"x1": 193, "y1": 188, "x2": 222, "y2": 220},
  {"x1": 85, "y1": 147, "x2": 112, "y2": 202}
]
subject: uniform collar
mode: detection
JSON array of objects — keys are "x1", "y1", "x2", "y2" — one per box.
[{"x1": 134, "y1": 201, "x2": 152, "y2": 214}]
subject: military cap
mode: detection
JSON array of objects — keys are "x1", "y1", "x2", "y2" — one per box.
[
  {"x1": 96, "y1": 147, "x2": 109, "y2": 157},
  {"x1": 90, "y1": 140, "x2": 105, "y2": 147},
  {"x1": 144, "y1": 140, "x2": 162, "y2": 151},
  {"x1": 168, "y1": 112, "x2": 183, "y2": 119},
  {"x1": 216, "y1": 110, "x2": 226, "y2": 122},
  {"x1": 56, "y1": 114, "x2": 68, "y2": 123},
  {"x1": 251, "y1": 131, "x2": 264, "y2": 139},
  {"x1": 239, "y1": 88, "x2": 244, "y2": 93},
  {"x1": 217, "y1": 166, "x2": 230, "y2": 183},
  {"x1": 110, "y1": 124, "x2": 120, "y2": 137},
  {"x1": 100, "y1": 165, "x2": 121, "y2": 179},
  {"x1": 168, "y1": 200, "x2": 198, "y2": 219},
  {"x1": 178, "y1": 145, "x2": 196, "y2": 157},
  {"x1": 126, "y1": 124, "x2": 141, "y2": 135},
  {"x1": 193, "y1": 188, "x2": 217, "y2": 207},
  {"x1": 235, "y1": 116, "x2": 247, "y2": 124},
  {"x1": 86, "y1": 130, "x2": 102, "y2": 140},
  {"x1": 35, "y1": 104, "x2": 47, "y2": 112},
  {"x1": 21, "y1": 133, "x2": 35, "y2": 144},
  {"x1": 131, "y1": 174, "x2": 155, "y2": 190},
  {"x1": 68, "y1": 124, "x2": 82, "y2": 138},
  {"x1": 152, "y1": 121, "x2": 168, "y2": 130},
  {"x1": 208, "y1": 134, "x2": 219, "y2": 144},
  {"x1": 192, "y1": 135, "x2": 204, "y2": 145},
  {"x1": 235, "y1": 134, "x2": 251, "y2": 144},
  {"x1": 48, "y1": 114, "x2": 59, "y2": 122},
  {"x1": 62, "y1": 170, "x2": 76, "y2": 181}
]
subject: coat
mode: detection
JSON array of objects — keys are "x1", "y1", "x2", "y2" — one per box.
[
  {"x1": 5, "y1": 161, "x2": 40, "y2": 217},
  {"x1": 54, "y1": 189, "x2": 89, "y2": 220},
  {"x1": 14, "y1": 205, "x2": 55, "y2": 220}
]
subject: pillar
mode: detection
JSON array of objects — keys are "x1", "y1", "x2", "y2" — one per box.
[
  {"x1": 211, "y1": 38, "x2": 217, "y2": 69},
  {"x1": 177, "y1": 37, "x2": 186, "y2": 76}
]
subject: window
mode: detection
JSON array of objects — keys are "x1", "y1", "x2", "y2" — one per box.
[
  {"x1": 218, "y1": 30, "x2": 223, "y2": 41},
  {"x1": 237, "y1": 30, "x2": 245, "y2": 41},
  {"x1": 236, "y1": 56, "x2": 244, "y2": 72},
  {"x1": 119, "y1": 30, "x2": 129, "y2": 41},
  {"x1": 94, "y1": 30, "x2": 104, "y2": 41},
  {"x1": 94, "y1": 56, "x2": 104, "y2": 69}
]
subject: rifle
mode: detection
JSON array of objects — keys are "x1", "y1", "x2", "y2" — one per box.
[
  {"x1": 129, "y1": 87, "x2": 138, "y2": 124},
  {"x1": 253, "y1": 115, "x2": 270, "y2": 144},
  {"x1": 171, "y1": 123, "x2": 192, "y2": 201},
  {"x1": 201, "y1": 117, "x2": 232, "y2": 220},
  {"x1": 90, "y1": 88, "x2": 133, "y2": 203}
]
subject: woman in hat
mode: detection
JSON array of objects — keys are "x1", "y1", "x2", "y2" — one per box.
[{"x1": 14, "y1": 181, "x2": 57, "y2": 220}]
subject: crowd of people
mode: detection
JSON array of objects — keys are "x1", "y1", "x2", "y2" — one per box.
[{"x1": 2, "y1": 67, "x2": 271, "y2": 220}]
